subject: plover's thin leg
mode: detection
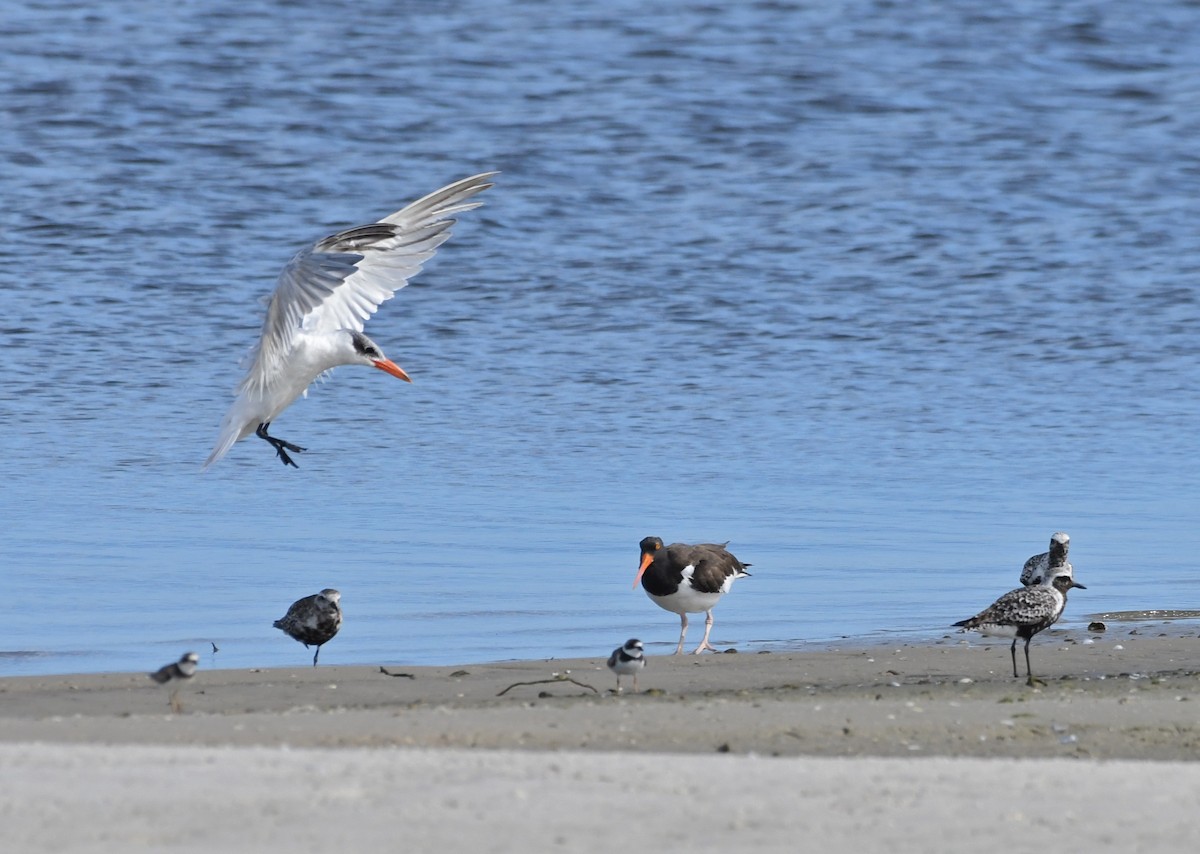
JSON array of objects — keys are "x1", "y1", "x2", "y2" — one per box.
[
  {"x1": 256, "y1": 423, "x2": 306, "y2": 467},
  {"x1": 1009, "y1": 638, "x2": 1019, "y2": 678},
  {"x1": 615, "y1": 675, "x2": 623, "y2": 694},
  {"x1": 632, "y1": 673, "x2": 639, "y2": 693},
  {"x1": 312, "y1": 645, "x2": 321, "y2": 666},
  {"x1": 1024, "y1": 637, "x2": 1043, "y2": 687},
  {"x1": 169, "y1": 687, "x2": 181, "y2": 714},
  {"x1": 692, "y1": 610, "x2": 717, "y2": 654},
  {"x1": 674, "y1": 613, "x2": 689, "y2": 655}
]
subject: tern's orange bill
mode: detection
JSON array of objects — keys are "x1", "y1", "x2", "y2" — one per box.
[
  {"x1": 372, "y1": 359, "x2": 412, "y2": 382},
  {"x1": 633, "y1": 552, "x2": 654, "y2": 589}
]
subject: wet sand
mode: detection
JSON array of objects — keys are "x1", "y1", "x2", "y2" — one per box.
[{"x1": 3, "y1": 627, "x2": 1198, "y2": 851}]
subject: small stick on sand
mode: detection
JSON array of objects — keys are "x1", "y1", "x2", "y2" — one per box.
[
  {"x1": 379, "y1": 667, "x2": 416, "y2": 679},
  {"x1": 497, "y1": 674, "x2": 599, "y2": 697}
]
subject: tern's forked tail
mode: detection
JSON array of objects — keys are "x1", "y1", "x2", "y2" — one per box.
[
  {"x1": 203, "y1": 426, "x2": 239, "y2": 470},
  {"x1": 203, "y1": 400, "x2": 253, "y2": 469}
]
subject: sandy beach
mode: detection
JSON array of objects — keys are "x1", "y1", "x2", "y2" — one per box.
[{"x1": 3, "y1": 626, "x2": 1199, "y2": 851}]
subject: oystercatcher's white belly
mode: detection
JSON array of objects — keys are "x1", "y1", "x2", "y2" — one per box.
[{"x1": 646, "y1": 565, "x2": 734, "y2": 614}]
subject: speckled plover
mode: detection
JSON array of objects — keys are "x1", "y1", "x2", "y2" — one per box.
[
  {"x1": 274, "y1": 588, "x2": 343, "y2": 666},
  {"x1": 634, "y1": 537, "x2": 750, "y2": 655},
  {"x1": 1020, "y1": 531, "x2": 1071, "y2": 587},
  {"x1": 149, "y1": 651, "x2": 199, "y2": 713},
  {"x1": 606, "y1": 638, "x2": 646, "y2": 693},
  {"x1": 954, "y1": 572, "x2": 1086, "y2": 686}
]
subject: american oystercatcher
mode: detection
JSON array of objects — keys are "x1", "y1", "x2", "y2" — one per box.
[
  {"x1": 1020, "y1": 531, "x2": 1071, "y2": 587},
  {"x1": 633, "y1": 536, "x2": 751, "y2": 655},
  {"x1": 274, "y1": 588, "x2": 343, "y2": 666},
  {"x1": 606, "y1": 638, "x2": 646, "y2": 693},
  {"x1": 149, "y1": 651, "x2": 199, "y2": 713},
  {"x1": 953, "y1": 572, "x2": 1086, "y2": 686}
]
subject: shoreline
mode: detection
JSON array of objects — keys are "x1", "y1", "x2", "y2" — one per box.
[
  {"x1": 3, "y1": 609, "x2": 1193, "y2": 677},
  {"x1": 4, "y1": 609, "x2": 1193, "y2": 681},
  {"x1": 1, "y1": 626, "x2": 1197, "y2": 759}
]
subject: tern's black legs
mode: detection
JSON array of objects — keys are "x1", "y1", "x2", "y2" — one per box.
[{"x1": 256, "y1": 423, "x2": 306, "y2": 467}]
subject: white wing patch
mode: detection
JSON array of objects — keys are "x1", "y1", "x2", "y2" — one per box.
[{"x1": 237, "y1": 172, "x2": 496, "y2": 396}]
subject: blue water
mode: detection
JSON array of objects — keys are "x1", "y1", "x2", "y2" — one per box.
[{"x1": 3, "y1": 0, "x2": 1199, "y2": 676}]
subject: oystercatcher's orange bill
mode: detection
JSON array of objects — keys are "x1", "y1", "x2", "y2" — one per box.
[{"x1": 633, "y1": 553, "x2": 654, "y2": 589}]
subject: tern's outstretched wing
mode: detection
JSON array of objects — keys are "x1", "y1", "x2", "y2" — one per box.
[{"x1": 238, "y1": 172, "x2": 496, "y2": 396}]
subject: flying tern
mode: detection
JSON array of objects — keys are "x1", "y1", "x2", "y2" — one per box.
[{"x1": 204, "y1": 172, "x2": 495, "y2": 468}]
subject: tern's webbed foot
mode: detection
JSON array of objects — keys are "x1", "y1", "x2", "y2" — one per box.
[
  {"x1": 255, "y1": 423, "x2": 306, "y2": 467},
  {"x1": 273, "y1": 444, "x2": 301, "y2": 467}
]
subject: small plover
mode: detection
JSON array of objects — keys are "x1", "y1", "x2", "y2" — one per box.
[
  {"x1": 149, "y1": 651, "x2": 199, "y2": 713},
  {"x1": 606, "y1": 638, "x2": 646, "y2": 693},
  {"x1": 274, "y1": 588, "x2": 342, "y2": 666},
  {"x1": 634, "y1": 537, "x2": 751, "y2": 655},
  {"x1": 1020, "y1": 531, "x2": 1071, "y2": 586},
  {"x1": 954, "y1": 572, "x2": 1086, "y2": 686}
]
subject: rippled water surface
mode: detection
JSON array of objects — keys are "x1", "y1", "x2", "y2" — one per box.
[{"x1": 3, "y1": 0, "x2": 1199, "y2": 676}]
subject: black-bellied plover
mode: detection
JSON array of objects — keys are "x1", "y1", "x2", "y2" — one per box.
[
  {"x1": 606, "y1": 638, "x2": 646, "y2": 693},
  {"x1": 1020, "y1": 531, "x2": 1071, "y2": 586},
  {"x1": 274, "y1": 588, "x2": 342, "y2": 666},
  {"x1": 954, "y1": 572, "x2": 1086, "y2": 686},
  {"x1": 634, "y1": 537, "x2": 751, "y2": 655},
  {"x1": 149, "y1": 651, "x2": 199, "y2": 713}
]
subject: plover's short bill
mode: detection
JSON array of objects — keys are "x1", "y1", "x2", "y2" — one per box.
[
  {"x1": 634, "y1": 537, "x2": 751, "y2": 655},
  {"x1": 149, "y1": 651, "x2": 199, "y2": 713},
  {"x1": 274, "y1": 588, "x2": 343, "y2": 666},
  {"x1": 954, "y1": 572, "x2": 1086, "y2": 686},
  {"x1": 1020, "y1": 531, "x2": 1071, "y2": 587},
  {"x1": 607, "y1": 638, "x2": 646, "y2": 693}
]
